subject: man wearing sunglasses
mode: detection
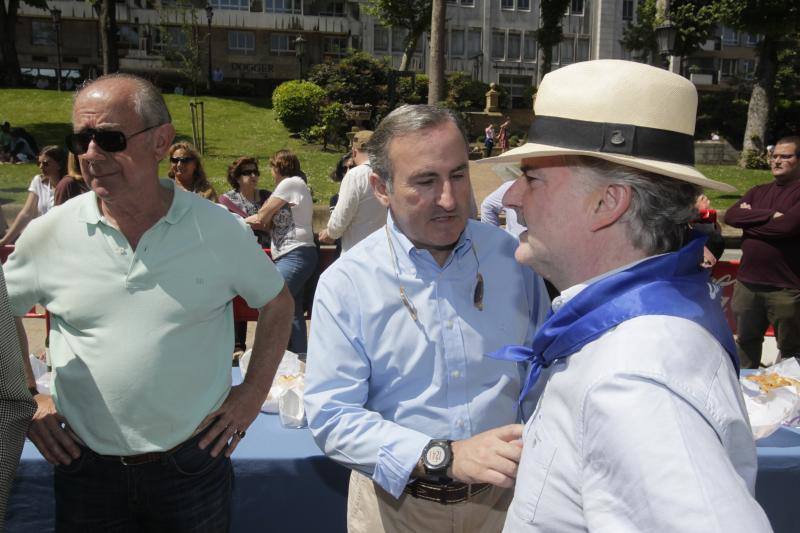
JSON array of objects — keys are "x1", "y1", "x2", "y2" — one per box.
[
  {"x1": 4, "y1": 73, "x2": 293, "y2": 531},
  {"x1": 304, "y1": 105, "x2": 551, "y2": 532}
]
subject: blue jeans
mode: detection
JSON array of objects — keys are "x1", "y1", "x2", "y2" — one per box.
[
  {"x1": 274, "y1": 245, "x2": 318, "y2": 354},
  {"x1": 54, "y1": 430, "x2": 233, "y2": 532}
]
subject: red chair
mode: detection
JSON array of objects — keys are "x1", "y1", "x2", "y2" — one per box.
[{"x1": 710, "y1": 259, "x2": 774, "y2": 337}]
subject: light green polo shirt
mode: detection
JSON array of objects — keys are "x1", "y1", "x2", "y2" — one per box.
[{"x1": 6, "y1": 180, "x2": 285, "y2": 455}]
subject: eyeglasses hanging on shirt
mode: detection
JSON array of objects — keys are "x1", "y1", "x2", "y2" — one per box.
[{"x1": 384, "y1": 225, "x2": 484, "y2": 323}]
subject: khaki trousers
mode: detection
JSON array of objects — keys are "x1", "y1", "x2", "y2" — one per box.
[{"x1": 347, "y1": 470, "x2": 512, "y2": 533}]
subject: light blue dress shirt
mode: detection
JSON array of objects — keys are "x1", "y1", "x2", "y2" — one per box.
[{"x1": 304, "y1": 213, "x2": 550, "y2": 498}]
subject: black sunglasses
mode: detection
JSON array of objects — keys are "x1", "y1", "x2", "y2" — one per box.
[
  {"x1": 170, "y1": 156, "x2": 197, "y2": 164},
  {"x1": 65, "y1": 124, "x2": 162, "y2": 155},
  {"x1": 238, "y1": 168, "x2": 260, "y2": 176}
]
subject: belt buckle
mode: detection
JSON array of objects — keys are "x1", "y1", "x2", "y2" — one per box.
[{"x1": 120, "y1": 455, "x2": 133, "y2": 466}]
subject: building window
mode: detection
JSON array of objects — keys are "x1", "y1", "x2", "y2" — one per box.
[
  {"x1": 264, "y1": 0, "x2": 300, "y2": 14},
  {"x1": 269, "y1": 33, "x2": 296, "y2": 55},
  {"x1": 501, "y1": 0, "x2": 514, "y2": 10},
  {"x1": 518, "y1": 0, "x2": 530, "y2": 9},
  {"x1": 392, "y1": 28, "x2": 408, "y2": 53},
  {"x1": 622, "y1": 0, "x2": 634, "y2": 21},
  {"x1": 451, "y1": 29, "x2": 465, "y2": 57},
  {"x1": 721, "y1": 58, "x2": 737, "y2": 76},
  {"x1": 374, "y1": 25, "x2": 389, "y2": 52},
  {"x1": 740, "y1": 59, "x2": 755, "y2": 77},
  {"x1": 576, "y1": 38, "x2": 589, "y2": 62},
  {"x1": 570, "y1": 0, "x2": 584, "y2": 15},
  {"x1": 523, "y1": 33, "x2": 537, "y2": 61},
  {"x1": 319, "y1": 1, "x2": 345, "y2": 16},
  {"x1": 551, "y1": 44, "x2": 560, "y2": 64},
  {"x1": 492, "y1": 31, "x2": 505, "y2": 60},
  {"x1": 560, "y1": 38, "x2": 574, "y2": 64},
  {"x1": 468, "y1": 28, "x2": 482, "y2": 57},
  {"x1": 745, "y1": 33, "x2": 760, "y2": 46},
  {"x1": 446, "y1": 0, "x2": 457, "y2": 4},
  {"x1": 507, "y1": 32, "x2": 521, "y2": 61},
  {"x1": 499, "y1": 74, "x2": 532, "y2": 108},
  {"x1": 324, "y1": 36, "x2": 347, "y2": 56},
  {"x1": 229, "y1": 30, "x2": 255, "y2": 53},
  {"x1": 211, "y1": 0, "x2": 249, "y2": 11},
  {"x1": 721, "y1": 26, "x2": 739, "y2": 45},
  {"x1": 460, "y1": 0, "x2": 474, "y2": 5},
  {"x1": 31, "y1": 20, "x2": 56, "y2": 46}
]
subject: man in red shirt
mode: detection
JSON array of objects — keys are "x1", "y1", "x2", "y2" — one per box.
[{"x1": 724, "y1": 135, "x2": 800, "y2": 368}]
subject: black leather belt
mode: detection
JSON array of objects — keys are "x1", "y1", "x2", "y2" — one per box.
[{"x1": 404, "y1": 478, "x2": 490, "y2": 505}]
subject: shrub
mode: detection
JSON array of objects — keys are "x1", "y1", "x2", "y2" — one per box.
[
  {"x1": 396, "y1": 74, "x2": 429, "y2": 105},
  {"x1": 308, "y1": 51, "x2": 390, "y2": 107},
  {"x1": 272, "y1": 80, "x2": 326, "y2": 133},
  {"x1": 741, "y1": 149, "x2": 770, "y2": 170},
  {"x1": 444, "y1": 72, "x2": 489, "y2": 111},
  {"x1": 318, "y1": 102, "x2": 350, "y2": 149}
]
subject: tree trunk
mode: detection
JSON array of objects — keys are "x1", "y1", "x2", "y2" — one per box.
[
  {"x1": 399, "y1": 32, "x2": 421, "y2": 72},
  {"x1": 739, "y1": 35, "x2": 778, "y2": 167},
  {"x1": 99, "y1": 0, "x2": 119, "y2": 74},
  {"x1": 0, "y1": 0, "x2": 22, "y2": 85},
  {"x1": 427, "y1": 0, "x2": 445, "y2": 105},
  {"x1": 537, "y1": 45, "x2": 552, "y2": 86}
]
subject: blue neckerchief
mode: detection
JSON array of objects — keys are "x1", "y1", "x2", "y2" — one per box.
[{"x1": 489, "y1": 237, "x2": 739, "y2": 409}]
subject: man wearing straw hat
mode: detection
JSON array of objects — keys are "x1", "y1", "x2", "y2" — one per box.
[{"x1": 482, "y1": 60, "x2": 770, "y2": 531}]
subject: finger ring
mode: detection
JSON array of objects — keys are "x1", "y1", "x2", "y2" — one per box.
[{"x1": 236, "y1": 430, "x2": 246, "y2": 439}]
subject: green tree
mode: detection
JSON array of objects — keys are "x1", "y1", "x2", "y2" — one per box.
[
  {"x1": 159, "y1": 1, "x2": 205, "y2": 98},
  {"x1": 365, "y1": 0, "x2": 432, "y2": 72},
  {"x1": 621, "y1": 0, "x2": 659, "y2": 63},
  {"x1": 718, "y1": 0, "x2": 800, "y2": 167},
  {"x1": 0, "y1": 0, "x2": 48, "y2": 84},
  {"x1": 272, "y1": 80, "x2": 327, "y2": 133},
  {"x1": 536, "y1": 0, "x2": 570, "y2": 84}
]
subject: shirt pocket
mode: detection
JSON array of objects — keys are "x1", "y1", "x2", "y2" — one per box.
[{"x1": 512, "y1": 432, "x2": 557, "y2": 524}]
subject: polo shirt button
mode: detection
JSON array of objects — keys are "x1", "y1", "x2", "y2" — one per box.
[
  {"x1": 445, "y1": 320, "x2": 454, "y2": 329},
  {"x1": 455, "y1": 419, "x2": 464, "y2": 428},
  {"x1": 451, "y1": 370, "x2": 460, "y2": 379}
]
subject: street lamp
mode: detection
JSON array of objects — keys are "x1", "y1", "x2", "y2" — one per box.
[
  {"x1": 205, "y1": 4, "x2": 214, "y2": 92},
  {"x1": 294, "y1": 35, "x2": 306, "y2": 79},
  {"x1": 655, "y1": 20, "x2": 678, "y2": 61},
  {"x1": 50, "y1": 7, "x2": 63, "y2": 92}
]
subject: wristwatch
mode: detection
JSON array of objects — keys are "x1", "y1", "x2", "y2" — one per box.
[{"x1": 421, "y1": 439, "x2": 453, "y2": 478}]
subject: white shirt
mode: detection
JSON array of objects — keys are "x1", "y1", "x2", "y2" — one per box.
[
  {"x1": 325, "y1": 161, "x2": 387, "y2": 252},
  {"x1": 28, "y1": 175, "x2": 55, "y2": 216},
  {"x1": 270, "y1": 176, "x2": 315, "y2": 259},
  {"x1": 504, "y1": 285, "x2": 771, "y2": 532}
]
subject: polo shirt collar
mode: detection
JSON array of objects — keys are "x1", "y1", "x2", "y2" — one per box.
[{"x1": 76, "y1": 178, "x2": 192, "y2": 226}]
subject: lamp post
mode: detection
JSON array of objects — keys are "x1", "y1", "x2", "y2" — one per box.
[
  {"x1": 205, "y1": 4, "x2": 214, "y2": 93},
  {"x1": 655, "y1": 19, "x2": 678, "y2": 70},
  {"x1": 294, "y1": 35, "x2": 306, "y2": 79},
  {"x1": 50, "y1": 7, "x2": 63, "y2": 92}
]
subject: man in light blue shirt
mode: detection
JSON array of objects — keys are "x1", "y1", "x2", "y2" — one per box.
[{"x1": 304, "y1": 105, "x2": 550, "y2": 532}]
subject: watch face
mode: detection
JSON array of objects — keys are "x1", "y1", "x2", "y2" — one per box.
[{"x1": 425, "y1": 445, "x2": 447, "y2": 467}]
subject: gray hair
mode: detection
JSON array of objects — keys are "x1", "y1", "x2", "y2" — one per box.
[
  {"x1": 75, "y1": 73, "x2": 171, "y2": 127},
  {"x1": 567, "y1": 156, "x2": 701, "y2": 255},
  {"x1": 366, "y1": 104, "x2": 468, "y2": 190}
]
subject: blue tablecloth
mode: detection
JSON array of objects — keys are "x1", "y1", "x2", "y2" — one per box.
[
  {"x1": 6, "y1": 392, "x2": 800, "y2": 532},
  {"x1": 7, "y1": 412, "x2": 349, "y2": 533}
]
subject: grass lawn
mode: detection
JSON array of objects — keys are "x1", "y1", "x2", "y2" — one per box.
[
  {"x1": 0, "y1": 88, "x2": 773, "y2": 210},
  {"x1": 0, "y1": 88, "x2": 342, "y2": 207}
]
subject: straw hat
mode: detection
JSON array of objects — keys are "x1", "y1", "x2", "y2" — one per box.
[{"x1": 479, "y1": 60, "x2": 735, "y2": 192}]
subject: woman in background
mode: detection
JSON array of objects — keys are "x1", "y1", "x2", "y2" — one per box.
[
  {"x1": 245, "y1": 150, "x2": 317, "y2": 354},
  {"x1": 167, "y1": 142, "x2": 217, "y2": 202},
  {"x1": 219, "y1": 156, "x2": 272, "y2": 355},
  {"x1": 54, "y1": 152, "x2": 90, "y2": 206},
  {"x1": 0, "y1": 145, "x2": 66, "y2": 246}
]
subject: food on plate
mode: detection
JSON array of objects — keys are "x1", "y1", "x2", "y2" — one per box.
[{"x1": 746, "y1": 373, "x2": 800, "y2": 393}]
